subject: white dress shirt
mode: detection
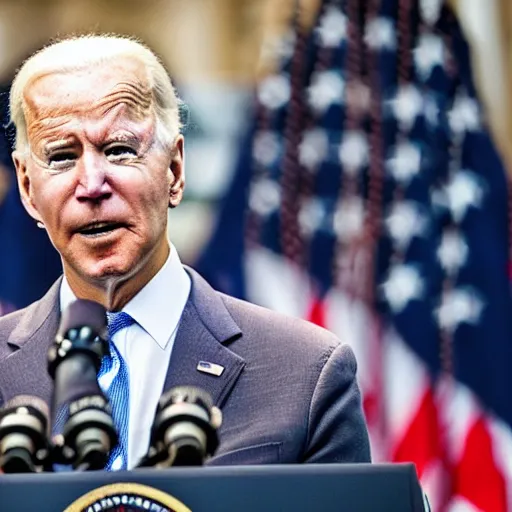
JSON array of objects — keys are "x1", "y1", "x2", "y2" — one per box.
[{"x1": 59, "y1": 245, "x2": 191, "y2": 469}]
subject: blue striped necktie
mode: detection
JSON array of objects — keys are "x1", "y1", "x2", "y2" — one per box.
[{"x1": 98, "y1": 311, "x2": 135, "y2": 471}]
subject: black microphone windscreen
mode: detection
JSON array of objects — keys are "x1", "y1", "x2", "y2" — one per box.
[
  {"x1": 58, "y1": 299, "x2": 107, "y2": 338},
  {"x1": 3, "y1": 395, "x2": 50, "y2": 436}
]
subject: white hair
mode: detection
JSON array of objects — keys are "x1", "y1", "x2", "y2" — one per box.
[{"x1": 9, "y1": 34, "x2": 182, "y2": 151}]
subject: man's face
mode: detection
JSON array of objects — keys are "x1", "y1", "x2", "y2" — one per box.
[{"x1": 13, "y1": 58, "x2": 184, "y2": 291}]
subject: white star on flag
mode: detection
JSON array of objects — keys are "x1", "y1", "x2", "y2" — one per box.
[
  {"x1": 365, "y1": 17, "x2": 396, "y2": 51},
  {"x1": 445, "y1": 170, "x2": 484, "y2": 222},
  {"x1": 299, "y1": 128, "x2": 329, "y2": 170},
  {"x1": 420, "y1": 0, "x2": 443, "y2": 26},
  {"x1": 385, "y1": 201, "x2": 427, "y2": 250},
  {"x1": 437, "y1": 288, "x2": 484, "y2": 333},
  {"x1": 308, "y1": 70, "x2": 345, "y2": 114},
  {"x1": 387, "y1": 141, "x2": 422, "y2": 183},
  {"x1": 258, "y1": 74, "x2": 291, "y2": 110},
  {"x1": 299, "y1": 197, "x2": 326, "y2": 236},
  {"x1": 390, "y1": 85, "x2": 423, "y2": 130},
  {"x1": 249, "y1": 177, "x2": 281, "y2": 216},
  {"x1": 333, "y1": 196, "x2": 365, "y2": 241},
  {"x1": 449, "y1": 92, "x2": 480, "y2": 134},
  {"x1": 414, "y1": 33, "x2": 444, "y2": 81},
  {"x1": 437, "y1": 229, "x2": 469, "y2": 274},
  {"x1": 315, "y1": 6, "x2": 348, "y2": 48},
  {"x1": 339, "y1": 131, "x2": 369, "y2": 174},
  {"x1": 381, "y1": 264, "x2": 424, "y2": 313},
  {"x1": 253, "y1": 130, "x2": 280, "y2": 166}
]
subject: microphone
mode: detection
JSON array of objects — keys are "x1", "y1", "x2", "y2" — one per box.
[
  {"x1": 47, "y1": 299, "x2": 117, "y2": 470},
  {"x1": 138, "y1": 386, "x2": 222, "y2": 468},
  {"x1": 0, "y1": 395, "x2": 50, "y2": 473}
]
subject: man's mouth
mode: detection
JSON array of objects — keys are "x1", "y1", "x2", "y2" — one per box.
[{"x1": 76, "y1": 221, "x2": 126, "y2": 237}]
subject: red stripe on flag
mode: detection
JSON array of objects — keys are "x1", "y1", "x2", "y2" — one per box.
[
  {"x1": 306, "y1": 296, "x2": 326, "y2": 328},
  {"x1": 392, "y1": 387, "x2": 441, "y2": 479},
  {"x1": 453, "y1": 416, "x2": 507, "y2": 512},
  {"x1": 363, "y1": 392, "x2": 379, "y2": 425}
]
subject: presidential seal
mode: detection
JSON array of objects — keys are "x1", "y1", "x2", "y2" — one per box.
[{"x1": 64, "y1": 483, "x2": 192, "y2": 512}]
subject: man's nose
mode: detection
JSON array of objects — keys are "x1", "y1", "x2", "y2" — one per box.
[{"x1": 75, "y1": 151, "x2": 112, "y2": 201}]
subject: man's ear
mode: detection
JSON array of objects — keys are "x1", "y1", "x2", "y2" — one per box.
[
  {"x1": 12, "y1": 150, "x2": 42, "y2": 223},
  {"x1": 168, "y1": 135, "x2": 185, "y2": 208}
]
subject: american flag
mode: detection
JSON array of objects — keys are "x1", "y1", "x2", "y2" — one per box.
[{"x1": 197, "y1": 0, "x2": 512, "y2": 510}]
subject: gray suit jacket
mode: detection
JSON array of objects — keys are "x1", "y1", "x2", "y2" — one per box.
[{"x1": 0, "y1": 267, "x2": 371, "y2": 465}]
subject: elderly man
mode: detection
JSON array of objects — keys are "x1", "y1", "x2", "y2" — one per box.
[{"x1": 0, "y1": 35, "x2": 370, "y2": 470}]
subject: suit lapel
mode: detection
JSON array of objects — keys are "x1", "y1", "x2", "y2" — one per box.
[
  {"x1": 0, "y1": 278, "x2": 62, "y2": 404},
  {"x1": 163, "y1": 268, "x2": 245, "y2": 407}
]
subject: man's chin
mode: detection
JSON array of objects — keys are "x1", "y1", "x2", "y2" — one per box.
[
  {"x1": 76, "y1": 259, "x2": 138, "y2": 285},
  {"x1": 64, "y1": 244, "x2": 164, "y2": 297}
]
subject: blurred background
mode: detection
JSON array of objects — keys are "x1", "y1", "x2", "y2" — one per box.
[{"x1": 1, "y1": 0, "x2": 512, "y2": 510}]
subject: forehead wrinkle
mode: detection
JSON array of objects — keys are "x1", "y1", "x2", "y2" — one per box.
[
  {"x1": 24, "y1": 67, "x2": 152, "y2": 118},
  {"x1": 26, "y1": 102, "x2": 155, "y2": 152},
  {"x1": 94, "y1": 80, "x2": 152, "y2": 120},
  {"x1": 24, "y1": 96, "x2": 73, "y2": 130},
  {"x1": 24, "y1": 90, "x2": 84, "y2": 150},
  {"x1": 24, "y1": 79, "x2": 158, "y2": 155},
  {"x1": 85, "y1": 103, "x2": 156, "y2": 146},
  {"x1": 27, "y1": 115, "x2": 78, "y2": 152}
]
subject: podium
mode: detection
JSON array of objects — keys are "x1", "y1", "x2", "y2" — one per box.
[{"x1": 0, "y1": 463, "x2": 426, "y2": 511}]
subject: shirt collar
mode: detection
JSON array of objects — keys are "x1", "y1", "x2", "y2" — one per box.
[{"x1": 59, "y1": 244, "x2": 191, "y2": 349}]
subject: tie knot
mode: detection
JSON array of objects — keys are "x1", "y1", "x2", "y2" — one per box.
[{"x1": 107, "y1": 311, "x2": 135, "y2": 339}]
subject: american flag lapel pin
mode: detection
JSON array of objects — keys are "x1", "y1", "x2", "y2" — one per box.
[{"x1": 196, "y1": 360, "x2": 225, "y2": 377}]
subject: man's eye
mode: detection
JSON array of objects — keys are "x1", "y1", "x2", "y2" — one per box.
[
  {"x1": 105, "y1": 146, "x2": 137, "y2": 159},
  {"x1": 48, "y1": 153, "x2": 76, "y2": 169}
]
